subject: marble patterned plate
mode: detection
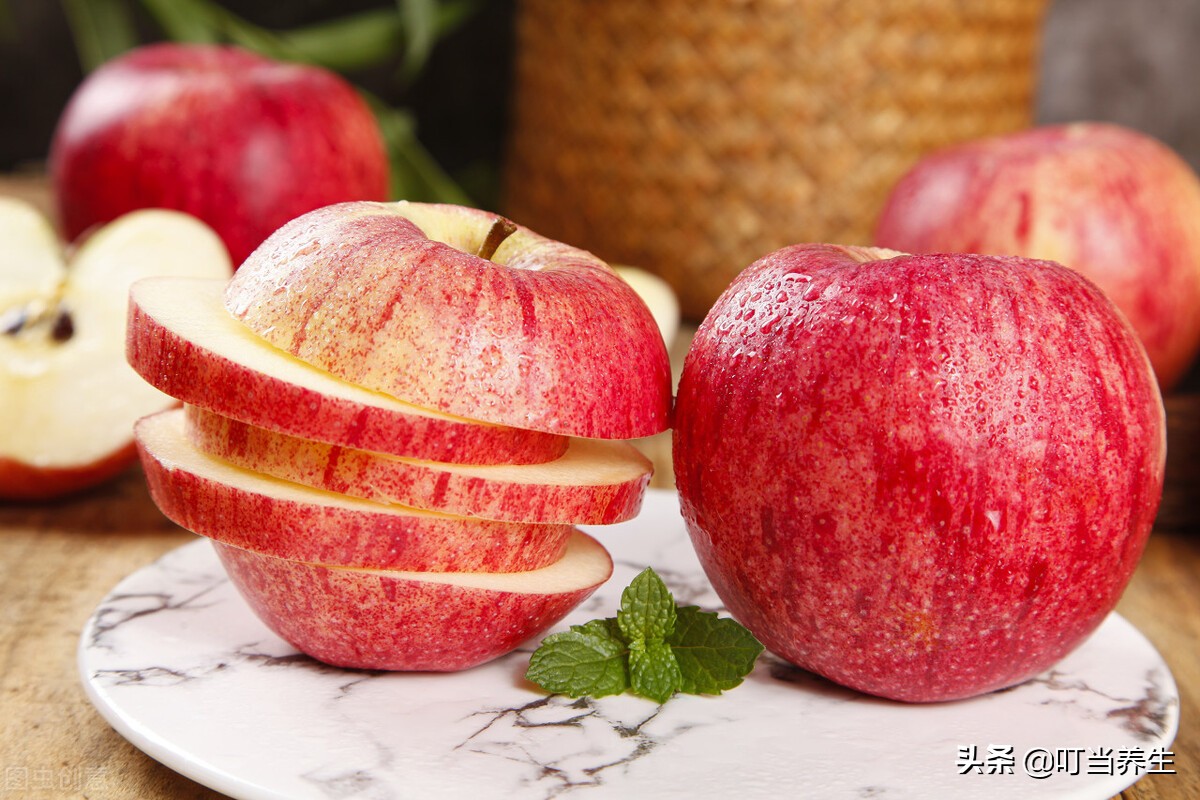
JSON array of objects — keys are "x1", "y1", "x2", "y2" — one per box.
[{"x1": 79, "y1": 489, "x2": 1179, "y2": 800}]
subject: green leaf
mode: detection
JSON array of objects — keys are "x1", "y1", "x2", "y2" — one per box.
[
  {"x1": 572, "y1": 617, "x2": 627, "y2": 644},
  {"x1": 628, "y1": 639, "x2": 683, "y2": 703},
  {"x1": 138, "y1": 0, "x2": 221, "y2": 43},
  {"x1": 525, "y1": 625, "x2": 629, "y2": 699},
  {"x1": 396, "y1": 0, "x2": 436, "y2": 81},
  {"x1": 525, "y1": 568, "x2": 761, "y2": 705},
  {"x1": 668, "y1": 606, "x2": 765, "y2": 695},
  {"x1": 617, "y1": 568, "x2": 677, "y2": 643},
  {"x1": 281, "y1": 9, "x2": 405, "y2": 73},
  {"x1": 370, "y1": 98, "x2": 472, "y2": 204},
  {"x1": 434, "y1": 0, "x2": 483, "y2": 38},
  {"x1": 60, "y1": 0, "x2": 140, "y2": 71}
]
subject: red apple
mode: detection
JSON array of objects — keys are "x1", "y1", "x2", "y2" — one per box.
[
  {"x1": 183, "y1": 404, "x2": 653, "y2": 524},
  {"x1": 1, "y1": 199, "x2": 231, "y2": 500},
  {"x1": 135, "y1": 408, "x2": 571, "y2": 572},
  {"x1": 874, "y1": 122, "x2": 1200, "y2": 390},
  {"x1": 126, "y1": 276, "x2": 569, "y2": 465},
  {"x1": 223, "y1": 201, "x2": 674, "y2": 439},
  {"x1": 673, "y1": 244, "x2": 1166, "y2": 703},
  {"x1": 50, "y1": 42, "x2": 389, "y2": 266},
  {"x1": 214, "y1": 529, "x2": 613, "y2": 671}
]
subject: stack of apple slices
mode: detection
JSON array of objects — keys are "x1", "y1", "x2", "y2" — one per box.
[{"x1": 127, "y1": 201, "x2": 674, "y2": 672}]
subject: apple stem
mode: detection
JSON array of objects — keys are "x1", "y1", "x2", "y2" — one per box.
[{"x1": 476, "y1": 217, "x2": 518, "y2": 262}]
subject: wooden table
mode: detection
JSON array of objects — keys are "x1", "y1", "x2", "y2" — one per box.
[{"x1": 0, "y1": 175, "x2": 1197, "y2": 798}]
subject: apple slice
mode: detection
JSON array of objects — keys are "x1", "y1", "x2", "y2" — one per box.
[
  {"x1": 1, "y1": 202, "x2": 232, "y2": 500},
  {"x1": 214, "y1": 529, "x2": 613, "y2": 671},
  {"x1": 135, "y1": 408, "x2": 572, "y2": 572},
  {"x1": 127, "y1": 276, "x2": 568, "y2": 465},
  {"x1": 183, "y1": 404, "x2": 653, "y2": 524},
  {"x1": 224, "y1": 201, "x2": 673, "y2": 439}
]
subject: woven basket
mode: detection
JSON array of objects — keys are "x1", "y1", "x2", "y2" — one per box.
[{"x1": 502, "y1": 0, "x2": 1048, "y2": 320}]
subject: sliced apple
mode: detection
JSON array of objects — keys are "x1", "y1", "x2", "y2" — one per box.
[
  {"x1": 182, "y1": 404, "x2": 652, "y2": 524},
  {"x1": 214, "y1": 529, "x2": 613, "y2": 671},
  {"x1": 127, "y1": 277, "x2": 569, "y2": 465},
  {"x1": 135, "y1": 408, "x2": 572, "y2": 572},
  {"x1": 1, "y1": 203, "x2": 232, "y2": 500},
  {"x1": 224, "y1": 201, "x2": 674, "y2": 439}
]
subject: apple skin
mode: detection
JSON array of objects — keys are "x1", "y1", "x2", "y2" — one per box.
[
  {"x1": 0, "y1": 445, "x2": 137, "y2": 503},
  {"x1": 214, "y1": 530, "x2": 613, "y2": 671},
  {"x1": 673, "y1": 244, "x2": 1166, "y2": 703},
  {"x1": 135, "y1": 408, "x2": 572, "y2": 572},
  {"x1": 874, "y1": 122, "x2": 1200, "y2": 390},
  {"x1": 127, "y1": 277, "x2": 569, "y2": 465},
  {"x1": 50, "y1": 42, "x2": 389, "y2": 265},
  {"x1": 183, "y1": 404, "x2": 653, "y2": 525},
  {"x1": 224, "y1": 201, "x2": 673, "y2": 439}
]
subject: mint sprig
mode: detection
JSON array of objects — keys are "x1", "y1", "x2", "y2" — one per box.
[{"x1": 525, "y1": 568, "x2": 763, "y2": 703}]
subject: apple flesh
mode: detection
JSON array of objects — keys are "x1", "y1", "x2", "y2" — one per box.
[
  {"x1": 874, "y1": 122, "x2": 1200, "y2": 390},
  {"x1": 136, "y1": 408, "x2": 572, "y2": 571},
  {"x1": 223, "y1": 201, "x2": 673, "y2": 439},
  {"x1": 673, "y1": 244, "x2": 1166, "y2": 703},
  {"x1": 126, "y1": 277, "x2": 568, "y2": 465},
  {"x1": 183, "y1": 404, "x2": 653, "y2": 524},
  {"x1": 50, "y1": 43, "x2": 389, "y2": 265},
  {"x1": 1, "y1": 201, "x2": 231, "y2": 500},
  {"x1": 214, "y1": 529, "x2": 613, "y2": 671}
]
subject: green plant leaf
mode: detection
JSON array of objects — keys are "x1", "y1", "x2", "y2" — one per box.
[
  {"x1": 60, "y1": 0, "x2": 140, "y2": 70},
  {"x1": 526, "y1": 568, "x2": 762, "y2": 705},
  {"x1": 525, "y1": 624, "x2": 629, "y2": 699},
  {"x1": 370, "y1": 98, "x2": 473, "y2": 204},
  {"x1": 138, "y1": 0, "x2": 220, "y2": 43},
  {"x1": 617, "y1": 567, "x2": 677, "y2": 643},
  {"x1": 628, "y1": 638, "x2": 683, "y2": 703},
  {"x1": 396, "y1": 0, "x2": 436, "y2": 81},
  {"x1": 282, "y1": 9, "x2": 405, "y2": 73},
  {"x1": 668, "y1": 606, "x2": 765, "y2": 694}
]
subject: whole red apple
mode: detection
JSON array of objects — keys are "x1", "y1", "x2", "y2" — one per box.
[
  {"x1": 673, "y1": 244, "x2": 1166, "y2": 703},
  {"x1": 874, "y1": 122, "x2": 1200, "y2": 390},
  {"x1": 50, "y1": 43, "x2": 389, "y2": 266}
]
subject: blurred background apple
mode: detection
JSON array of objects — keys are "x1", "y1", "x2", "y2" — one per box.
[
  {"x1": 874, "y1": 122, "x2": 1200, "y2": 392},
  {"x1": 50, "y1": 42, "x2": 390, "y2": 266}
]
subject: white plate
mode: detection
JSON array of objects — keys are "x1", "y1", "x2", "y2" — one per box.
[{"x1": 79, "y1": 489, "x2": 1179, "y2": 800}]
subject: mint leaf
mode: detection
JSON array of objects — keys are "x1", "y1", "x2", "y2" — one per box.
[
  {"x1": 628, "y1": 638, "x2": 682, "y2": 703},
  {"x1": 668, "y1": 606, "x2": 765, "y2": 694},
  {"x1": 525, "y1": 625, "x2": 629, "y2": 698},
  {"x1": 571, "y1": 617, "x2": 627, "y2": 645},
  {"x1": 617, "y1": 567, "x2": 677, "y2": 643},
  {"x1": 525, "y1": 568, "x2": 762, "y2": 704}
]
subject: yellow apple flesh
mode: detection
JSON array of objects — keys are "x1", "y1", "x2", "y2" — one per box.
[
  {"x1": 183, "y1": 403, "x2": 653, "y2": 524},
  {"x1": 1, "y1": 202, "x2": 231, "y2": 500}
]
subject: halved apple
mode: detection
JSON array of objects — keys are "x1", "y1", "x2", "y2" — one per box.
[
  {"x1": 1, "y1": 200, "x2": 231, "y2": 500},
  {"x1": 183, "y1": 404, "x2": 653, "y2": 524},
  {"x1": 127, "y1": 277, "x2": 568, "y2": 465},
  {"x1": 135, "y1": 408, "x2": 572, "y2": 572},
  {"x1": 214, "y1": 529, "x2": 613, "y2": 671},
  {"x1": 224, "y1": 201, "x2": 674, "y2": 439}
]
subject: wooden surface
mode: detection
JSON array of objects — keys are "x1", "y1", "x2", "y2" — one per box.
[{"x1": 0, "y1": 175, "x2": 1197, "y2": 799}]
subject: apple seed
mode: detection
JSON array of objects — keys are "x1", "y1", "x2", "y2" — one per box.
[{"x1": 0, "y1": 298, "x2": 75, "y2": 342}]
